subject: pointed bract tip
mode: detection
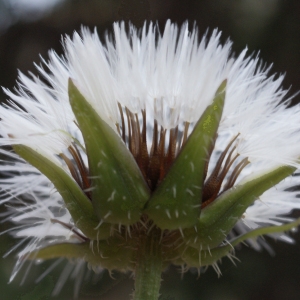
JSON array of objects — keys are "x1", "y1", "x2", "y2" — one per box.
[
  {"x1": 68, "y1": 78, "x2": 76, "y2": 92},
  {"x1": 216, "y1": 79, "x2": 227, "y2": 94}
]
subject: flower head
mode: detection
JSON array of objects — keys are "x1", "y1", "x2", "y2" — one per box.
[{"x1": 1, "y1": 20, "x2": 300, "y2": 297}]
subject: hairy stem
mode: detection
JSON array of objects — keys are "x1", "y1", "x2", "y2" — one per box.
[{"x1": 133, "y1": 226, "x2": 162, "y2": 300}]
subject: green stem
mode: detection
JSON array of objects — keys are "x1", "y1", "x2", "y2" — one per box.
[{"x1": 133, "y1": 227, "x2": 162, "y2": 300}]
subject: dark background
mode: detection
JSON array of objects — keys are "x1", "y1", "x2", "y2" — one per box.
[{"x1": 0, "y1": 0, "x2": 300, "y2": 299}]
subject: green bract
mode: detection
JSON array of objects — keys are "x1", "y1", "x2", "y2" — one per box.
[
  {"x1": 69, "y1": 79, "x2": 150, "y2": 225},
  {"x1": 145, "y1": 80, "x2": 226, "y2": 230},
  {"x1": 181, "y1": 218, "x2": 300, "y2": 269},
  {"x1": 13, "y1": 144, "x2": 109, "y2": 241},
  {"x1": 183, "y1": 165, "x2": 296, "y2": 249},
  {"x1": 27, "y1": 237, "x2": 136, "y2": 271}
]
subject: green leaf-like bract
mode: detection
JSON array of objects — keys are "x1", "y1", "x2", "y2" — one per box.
[
  {"x1": 145, "y1": 81, "x2": 226, "y2": 230},
  {"x1": 27, "y1": 237, "x2": 135, "y2": 271},
  {"x1": 183, "y1": 165, "x2": 296, "y2": 249},
  {"x1": 69, "y1": 79, "x2": 150, "y2": 225},
  {"x1": 13, "y1": 145, "x2": 109, "y2": 240},
  {"x1": 181, "y1": 218, "x2": 300, "y2": 268}
]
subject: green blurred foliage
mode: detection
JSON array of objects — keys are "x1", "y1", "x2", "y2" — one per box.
[{"x1": 1, "y1": 0, "x2": 300, "y2": 299}]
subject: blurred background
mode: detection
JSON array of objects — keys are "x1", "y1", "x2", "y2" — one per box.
[{"x1": 1, "y1": 0, "x2": 300, "y2": 299}]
